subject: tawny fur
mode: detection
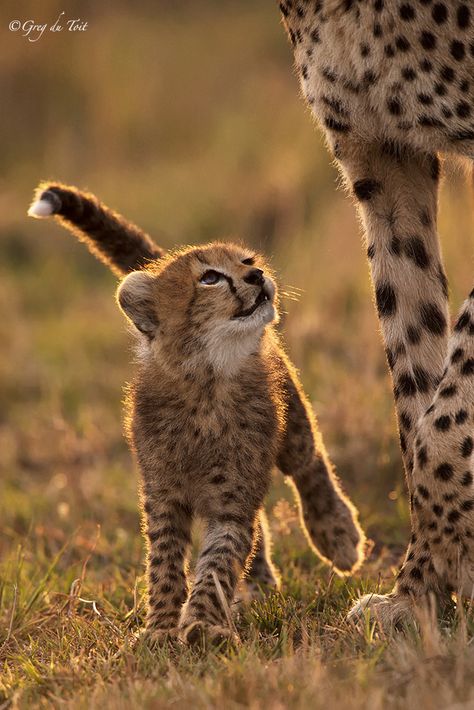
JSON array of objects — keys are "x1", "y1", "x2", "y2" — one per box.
[
  {"x1": 29, "y1": 183, "x2": 365, "y2": 644},
  {"x1": 279, "y1": 0, "x2": 474, "y2": 625}
]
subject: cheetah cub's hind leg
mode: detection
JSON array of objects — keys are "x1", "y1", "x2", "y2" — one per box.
[
  {"x1": 350, "y1": 291, "x2": 474, "y2": 628},
  {"x1": 277, "y1": 362, "x2": 365, "y2": 575},
  {"x1": 240, "y1": 510, "x2": 280, "y2": 602}
]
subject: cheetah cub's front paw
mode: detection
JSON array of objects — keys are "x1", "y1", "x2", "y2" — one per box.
[
  {"x1": 307, "y1": 498, "x2": 366, "y2": 575},
  {"x1": 347, "y1": 593, "x2": 414, "y2": 629},
  {"x1": 179, "y1": 620, "x2": 238, "y2": 649}
]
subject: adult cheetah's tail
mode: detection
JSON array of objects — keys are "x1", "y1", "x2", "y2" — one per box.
[{"x1": 28, "y1": 182, "x2": 163, "y2": 276}]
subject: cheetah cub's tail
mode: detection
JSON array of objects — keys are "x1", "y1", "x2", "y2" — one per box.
[{"x1": 28, "y1": 182, "x2": 163, "y2": 276}]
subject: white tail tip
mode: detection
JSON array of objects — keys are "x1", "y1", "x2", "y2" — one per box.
[{"x1": 28, "y1": 198, "x2": 55, "y2": 218}]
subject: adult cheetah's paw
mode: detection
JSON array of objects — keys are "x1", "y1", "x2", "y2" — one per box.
[
  {"x1": 347, "y1": 593, "x2": 414, "y2": 629},
  {"x1": 179, "y1": 620, "x2": 238, "y2": 649}
]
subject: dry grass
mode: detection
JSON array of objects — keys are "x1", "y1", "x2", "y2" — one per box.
[{"x1": 1, "y1": 1, "x2": 474, "y2": 707}]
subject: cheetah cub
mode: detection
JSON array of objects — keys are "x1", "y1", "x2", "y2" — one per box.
[{"x1": 29, "y1": 183, "x2": 365, "y2": 646}]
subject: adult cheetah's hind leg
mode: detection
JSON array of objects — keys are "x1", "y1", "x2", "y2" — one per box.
[{"x1": 277, "y1": 361, "x2": 366, "y2": 575}]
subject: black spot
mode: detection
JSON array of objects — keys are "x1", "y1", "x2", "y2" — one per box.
[
  {"x1": 324, "y1": 117, "x2": 351, "y2": 133},
  {"x1": 462, "y1": 471, "x2": 473, "y2": 486},
  {"x1": 387, "y1": 97, "x2": 403, "y2": 115},
  {"x1": 400, "y1": 4, "x2": 415, "y2": 20},
  {"x1": 402, "y1": 67, "x2": 417, "y2": 81},
  {"x1": 461, "y1": 358, "x2": 474, "y2": 375},
  {"x1": 418, "y1": 446, "x2": 428, "y2": 469},
  {"x1": 455, "y1": 409, "x2": 468, "y2": 424},
  {"x1": 461, "y1": 499, "x2": 474, "y2": 512},
  {"x1": 461, "y1": 437, "x2": 473, "y2": 458},
  {"x1": 432, "y1": 504, "x2": 444, "y2": 517},
  {"x1": 439, "y1": 384, "x2": 456, "y2": 398},
  {"x1": 353, "y1": 178, "x2": 381, "y2": 200},
  {"x1": 418, "y1": 93, "x2": 433, "y2": 105},
  {"x1": 395, "y1": 36, "x2": 411, "y2": 51},
  {"x1": 419, "y1": 116, "x2": 443, "y2": 128},
  {"x1": 429, "y1": 155, "x2": 440, "y2": 180},
  {"x1": 447, "y1": 510, "x2": 461, "y2": 524},
  {"x1": 456, "y1": 101, "x2": 471, "y2": 118},
  {"x1": 376, "y1": 282, "x2": 397, "y2": 316},
  {"x1": 418, "y1": 484, "x2": 430, "y2": 499},
  {"x1": 386, "y1": 347, "x2": 396, "y2": 370},
  {"x1": 438, "y1": 266, "x2": 449, "y2": 298},
  {"x1": 420, "y1": 58, "x2": 433, "y2": 72},
  {"x1": 451, "y1": 348, "x2": 464, "y2": 364},
  {"x1": 455, "y1": 311, "x2": 470, "y2": 332},
  {"x1": 360, "y1": 43, "x2": 370, "y2": 57},
  {"x1": 400, "y1": 412, "x2": 412, "y2": 431},
  {"x1": 390, "y1": 235, "x2": 402, "y2": 255},
  {"x1": 434, "y1": 82, "x2": 447, "y2": 96},
  {"x1": 409, "y1": 567, "x2": 423, "y2": 581},
  {"x1": 451, "y1": 40, "x2": 466, "y2": 60},
  {"x1": 407, "y1": 325, "x2": 421, "y2": 344},
  {"x1": 404, "y1": 236, "x2": 430, "y2": 268},
  {"x1": 434, "y1": 463, "x2": 454, "y2": 481},
  {"x1": 434, "y1": 415, "x2": 451, "y2": 431},
  {"x1": 414, "y1": 366, "x2": 430, "y2": 393},
  {"x1": 367, "y1": 243, "x2": 376, "y2": 259},
  {"x1": 432, "y1": 3, "x2": 448, "y2": 23},
  {"x1": 400, "y1": 431, "x2": 407, "y2": 453},
  {"x1": 322, "y1": 67, "x2": 338, "y2": 83},
  {"x1": 440, "y1": 65, "x2": 455, "y2": 82},
  {"x1": 419, "y1": 302, "x2": 447, "y2": 335},
  {"x1": 373, "y1": 23, "x2": 383, "y2": 37},
  {"x1": 397, "y1": 372, "x2": 417, "y2": 397},
  {"x1": 420, "y1": 32, "x2": 436, "y2": 50},
  {"x1": 457, "y1": 5, "x2": 470, "y2": 29}
]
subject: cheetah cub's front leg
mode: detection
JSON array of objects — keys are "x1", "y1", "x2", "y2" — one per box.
[
  {"x1": 141, "y1": 491, "x2": 192, "y2": 644},
  {"x1": 179, "y1": 513, "x2": 257, "y2": 647},
  {"x1": 278, "y1": 363, "x2": 365, "y2": 574}
]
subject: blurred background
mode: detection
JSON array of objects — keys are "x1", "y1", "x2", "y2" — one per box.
[{"x1": 1, "y1": 0, "x2": 473, "y2": 574}]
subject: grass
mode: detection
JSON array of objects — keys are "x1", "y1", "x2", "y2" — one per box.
[{"x1": 1, "y1": 1, "x2": 474, "y2": 707}]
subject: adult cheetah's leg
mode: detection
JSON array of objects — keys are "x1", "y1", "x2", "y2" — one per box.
[
  {"x1": 350, "y1": 291, "x2": 474, "y2": 625},
  {"x1": 277, "y1": 359, "x2": 365, "y2": 574},
  {"x1": 244, "y1": 510, "x2": 281, "y2": 596},
  {"x1": 179, "y1": 515, "x2": 256, "y2": 646},
  {"x1": 336, "y1": 141, "x2": 449, "y2": 486},
  {"x1": 142, "y1": 492, "x2": 192, "y2": 642}
]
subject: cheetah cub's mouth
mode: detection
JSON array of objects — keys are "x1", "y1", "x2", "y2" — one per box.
[{"x1": 233, "y1": 281, "x2": 275, "y2": 319}]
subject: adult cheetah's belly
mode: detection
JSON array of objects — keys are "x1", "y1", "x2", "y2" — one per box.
[{"x1": 287, "y1": 0, "x2": 474, "y2": 156}]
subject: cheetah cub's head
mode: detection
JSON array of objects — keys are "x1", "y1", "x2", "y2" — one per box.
[{"x1": 116, "y1": 242, "x2": 278, "y2": 372}]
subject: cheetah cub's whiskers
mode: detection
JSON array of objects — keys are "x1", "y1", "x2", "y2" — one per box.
[{"x1": 29, "y1": 182, "x2": 366, "y2": 647}]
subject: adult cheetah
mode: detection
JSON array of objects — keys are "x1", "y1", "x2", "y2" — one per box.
[{"x1": 279, "y1": 0, "x2": 474, "y2": 625}]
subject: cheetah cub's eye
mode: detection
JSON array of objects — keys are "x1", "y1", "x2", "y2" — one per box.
[
  {"x1": 241, "y1": 257, "x2": 255, "y2": 266},
  {"x1": 200, "y1": 269, "x2": 222, "y2": 285}
]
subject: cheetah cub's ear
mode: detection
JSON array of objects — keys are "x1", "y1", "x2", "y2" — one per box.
[{"x1": 117, "y1": 271, "x2": 159, "y2": 337}]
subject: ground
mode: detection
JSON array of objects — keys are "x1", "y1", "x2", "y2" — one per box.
[{"x1": 1, "y1": 2, "x2": 474, "y2": 708}]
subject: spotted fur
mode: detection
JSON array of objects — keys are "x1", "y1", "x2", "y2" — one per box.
[
  {"x1": 29, "y1": 183, "x2": 365, "y2": 644},
  {"x1": 279, "y1": 0, "x2": 474, "y2": 624}
]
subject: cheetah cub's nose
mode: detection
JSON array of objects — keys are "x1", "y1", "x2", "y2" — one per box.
[{"x1": 244, "y1": 268, "x2": 264, "y2": 286}]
